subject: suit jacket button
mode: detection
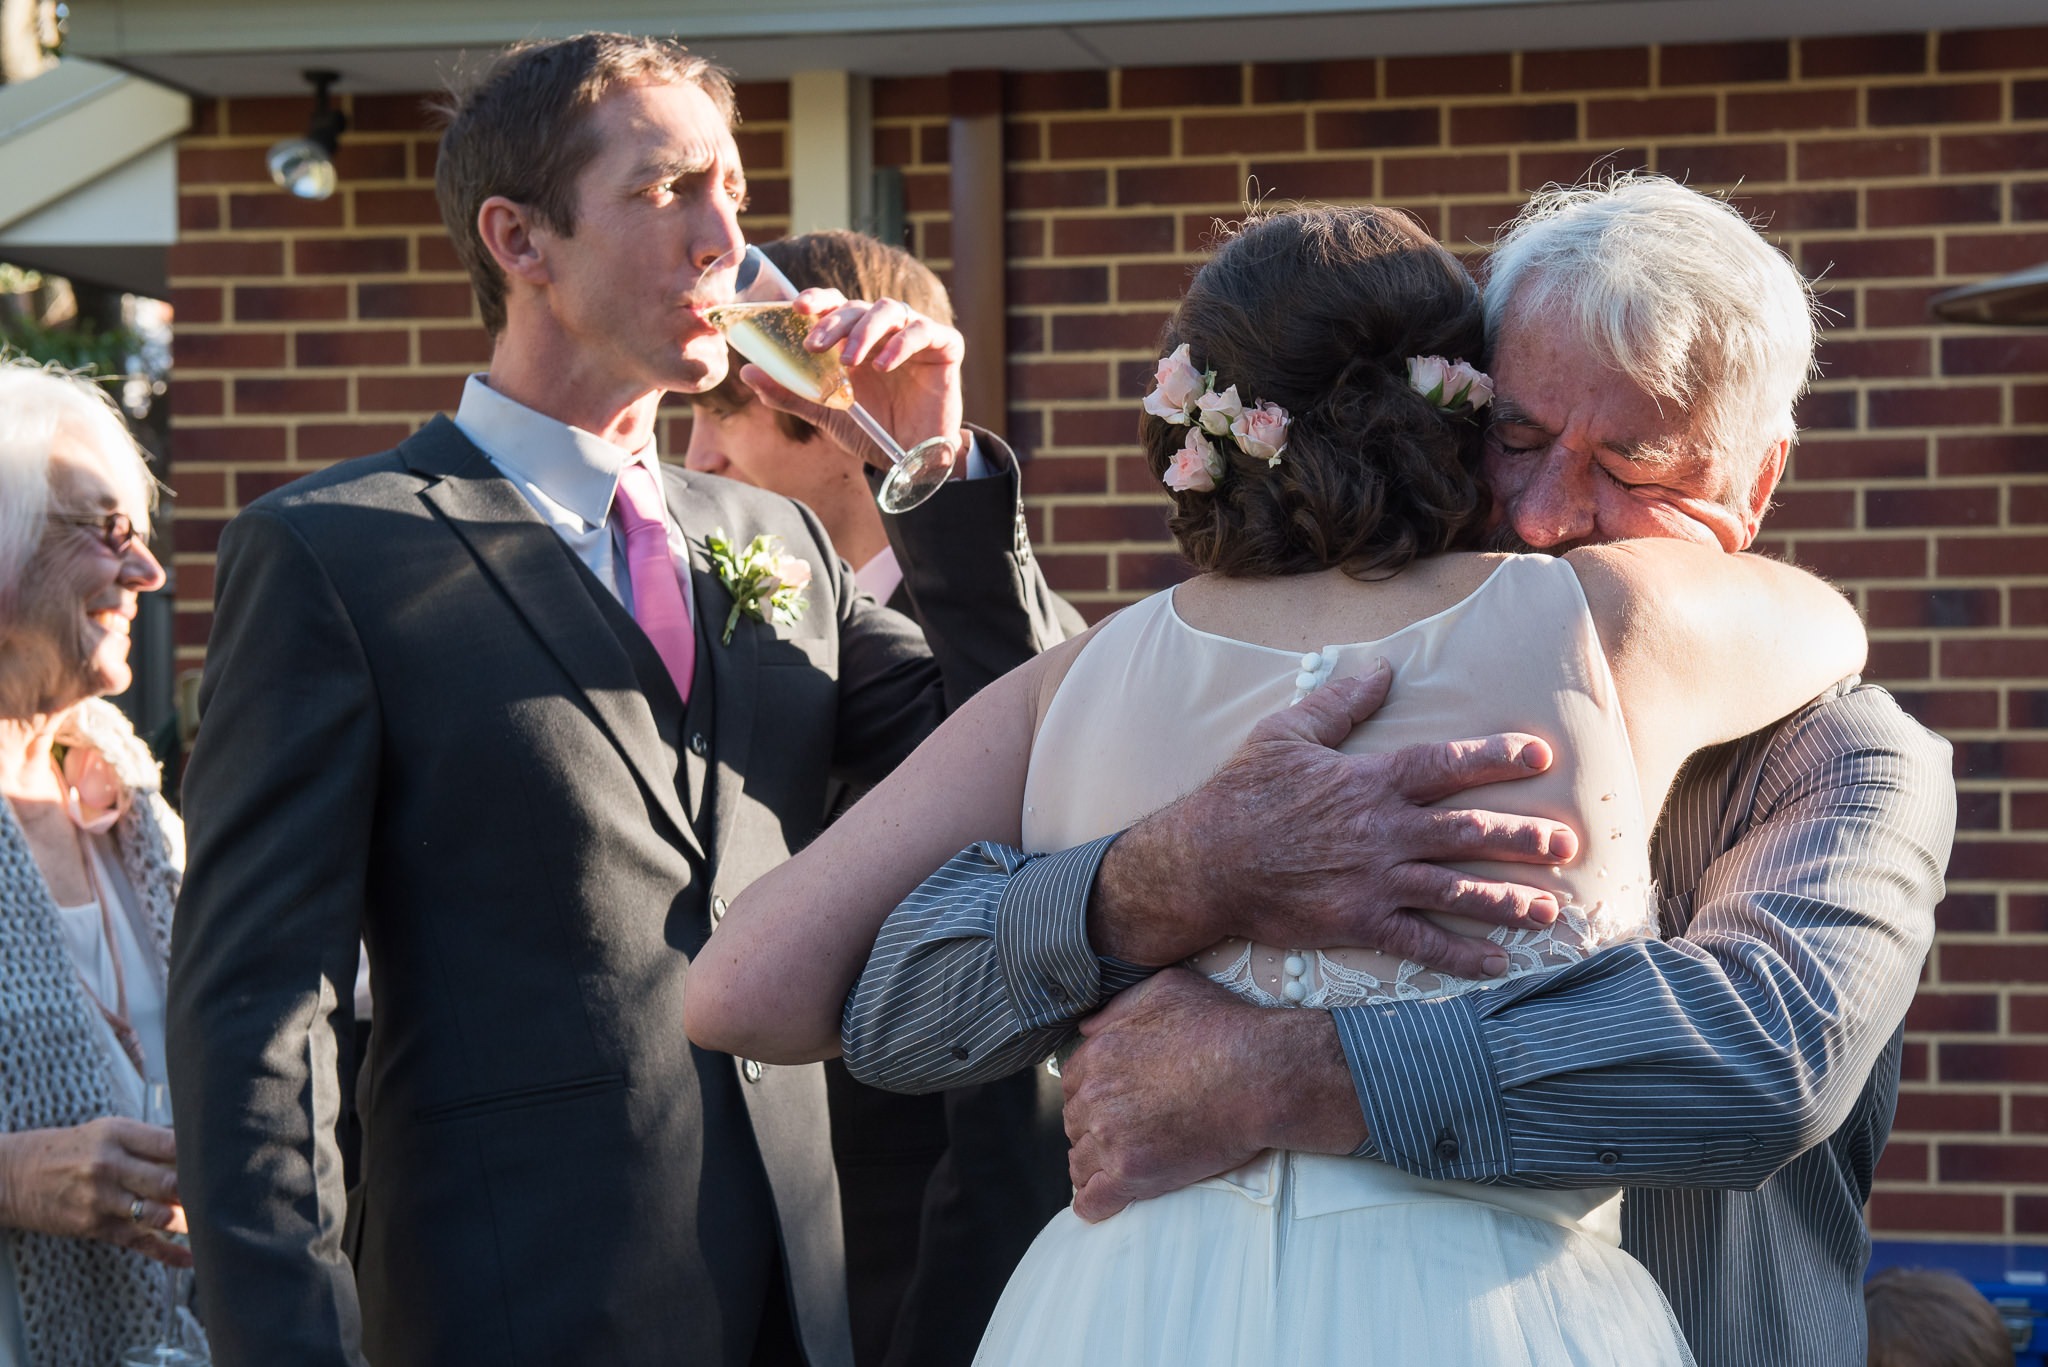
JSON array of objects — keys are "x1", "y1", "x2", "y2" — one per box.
[
  {"x1": 1598, "y1": 1148, "x2": 1621, "y2": 1166},
  {"x1": 1434, "y1": 1126, "x2": 1459, "y2": 1162},
  {"x1": 742, "y1": 1059, "x2": 764, "y2": 1084},
  {"x1": 711, "y1": 896, "x2": 728, "y2": 923},
  {"x1": 689, "y1": 732, "x2": 710, "y2": 757}
]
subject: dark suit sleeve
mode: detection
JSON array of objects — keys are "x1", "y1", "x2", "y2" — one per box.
[
  {"x1": 169, "y1": 508, "x2": 374, "y2": 1367},
  {"x1": 880, "y1": 428, "x2": 1079, "y2": 708},
  {"x1": 1335, "y1": 686, "x2": 1954, "y2": 1190},
  {"x1": 829, "y1": 429, "x2": 1070, "y2": 787}
]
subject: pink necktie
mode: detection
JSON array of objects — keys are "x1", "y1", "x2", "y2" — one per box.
[{"x1": 611, "y1": 462, "x2": 695, "y2": 704}]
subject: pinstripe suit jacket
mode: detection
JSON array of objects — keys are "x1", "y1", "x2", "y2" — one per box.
[{"x1": 840, "y1": 680, "x2": 1955, "y2": 1367}]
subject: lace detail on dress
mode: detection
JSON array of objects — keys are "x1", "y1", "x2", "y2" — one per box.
[
  {"x1": 1203, "y1": 940, "x2": 1288, "y2": 1008},
  {"x1": 1188, "y1": 887, "x2": 1661, "y2": 1011}
]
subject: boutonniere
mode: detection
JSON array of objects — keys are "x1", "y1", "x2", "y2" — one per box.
[{"x1": 707, "y1": 528, "x2": 813, "y2": 645}]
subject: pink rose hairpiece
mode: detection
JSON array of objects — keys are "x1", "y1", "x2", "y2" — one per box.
[
  {"x1": 1406, "y1": 356, "x2": 1494, "y2": 415},
  {"x1": 1143, "y1": 344, "x2": 1292, "y2": 492}
]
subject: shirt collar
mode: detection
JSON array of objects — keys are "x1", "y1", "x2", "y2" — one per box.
[{"x1": 454, "y1": 374, "x2": 659, "y2": 529}]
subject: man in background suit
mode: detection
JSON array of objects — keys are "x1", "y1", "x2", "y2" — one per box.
[
  {"x1": 685, "y1": 229, "x2": 1083, "y2": 1367},
  {"x1": 169, "y1": 34, "x2": 1063, "y2": 1367}
]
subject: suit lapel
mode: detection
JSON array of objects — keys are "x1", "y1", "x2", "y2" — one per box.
[
  {"x1": 407, "y1": 420, "x2": 704, "y2": 865},
  {"x1": 665, "y1": 468, "x2": 757, "y2": 880},
  {"x1": 679, "y1": 547, "x2": 718, "y2": 834}
]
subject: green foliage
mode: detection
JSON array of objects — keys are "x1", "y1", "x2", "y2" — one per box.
[{"x1": 0, "y1": 315, "x2": 140, "y2": 391}]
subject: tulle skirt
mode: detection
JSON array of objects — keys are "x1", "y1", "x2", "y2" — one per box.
[{"x1": 973, "y1": 1150, "x2": 1693, "y2": 1367}]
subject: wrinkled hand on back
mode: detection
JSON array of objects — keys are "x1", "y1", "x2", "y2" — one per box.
[
  {"x1": 1061, "y1": 970, "x2": 1364, "y2": 1222},
  {"x1": 1094, "y1": 663, "x2": 1579, "y2": 982}
]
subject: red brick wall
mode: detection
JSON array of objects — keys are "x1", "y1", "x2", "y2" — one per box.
[{"x1": 169, "y1": 26, "x2": 2048, "y2": 1241}]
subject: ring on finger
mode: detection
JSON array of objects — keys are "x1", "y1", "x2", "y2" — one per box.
[{"x1": 128, "y1": 1196, "x2": 147, "y2": 1224}]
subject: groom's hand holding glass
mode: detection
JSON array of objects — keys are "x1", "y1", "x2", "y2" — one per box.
[{"x1": 710, "y1": 248, "x2": 973, "y2": 507}]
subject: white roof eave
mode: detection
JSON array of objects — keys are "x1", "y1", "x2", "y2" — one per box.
[
  {"x1": 63, "y1": 0, "x2": 2048, "y2": 90},
  {"x1": 0, "y1": 58, "x2": 191, "y2": 236}
]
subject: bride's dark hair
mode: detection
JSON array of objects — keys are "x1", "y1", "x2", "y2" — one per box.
[{"x1": 1147, "y1": 205, "x2": 1490, "y2": 579}]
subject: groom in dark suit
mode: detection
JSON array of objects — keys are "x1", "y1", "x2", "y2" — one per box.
[{"x1": 168, "y1": 33, "x2": 1061, "y2": 1367}]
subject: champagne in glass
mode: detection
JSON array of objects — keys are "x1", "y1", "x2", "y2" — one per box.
[
  {"x1": 701, "y1": 245, "x2": 956, "y2": 513},
  {"x1": 704, "y1": 302, "x2": 855, "y2": 411}
]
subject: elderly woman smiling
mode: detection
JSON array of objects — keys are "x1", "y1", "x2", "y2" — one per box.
[{"x1": 0, "y1": 362, "x2": 187, "y2": 1366}]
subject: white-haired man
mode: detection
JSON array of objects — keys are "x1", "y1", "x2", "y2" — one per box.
[{"x1": 836, "y1": 177, "x2": 1957, "y2": 1366}]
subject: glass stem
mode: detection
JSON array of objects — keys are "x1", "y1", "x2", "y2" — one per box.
[{"x1": 845, "y1": 403, "x2": 908, "y2": 469}]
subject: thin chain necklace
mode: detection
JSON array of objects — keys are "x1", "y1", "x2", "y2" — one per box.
[{"x1": 67, "y1": 825, "x2": 147, "y2": 1078}]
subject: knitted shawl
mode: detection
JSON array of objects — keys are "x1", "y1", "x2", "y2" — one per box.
[{"x1": 1, "y1": 698, "x2": 180, "y2": 1366}]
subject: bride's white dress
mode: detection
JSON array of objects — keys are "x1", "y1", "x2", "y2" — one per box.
[{"x1": 978, "y1": 554, "x2": 1695, "y2": 1367}]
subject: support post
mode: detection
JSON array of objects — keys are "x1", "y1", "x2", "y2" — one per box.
[
  {"x1": 789, "y1": 70, "x2": 853, "y2": 233},
  {"x1": 947, "y1": 69, "x2": 1006, "y2": 440}
]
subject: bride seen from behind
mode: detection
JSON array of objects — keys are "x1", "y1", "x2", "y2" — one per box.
[{"x1": 685, "y1": 204, "x2": 1862, "y2": 1365}]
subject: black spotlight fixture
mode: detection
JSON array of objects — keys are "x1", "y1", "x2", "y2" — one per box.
[
  {"x1": 267, "y1": 69, "x2": 347, "y2": 201},
  {"x1": 1928, "y1": 260, "x2": 2048, "y2": 328}
]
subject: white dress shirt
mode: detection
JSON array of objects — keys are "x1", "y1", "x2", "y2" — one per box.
[
  {"x1": 453, "y1": 375, "x2": 694, "y2": 622},
  {"x1": 855, "y1": 545, "x2": 904, "y2": 606}
]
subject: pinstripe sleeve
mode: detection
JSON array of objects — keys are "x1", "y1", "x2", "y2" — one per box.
[
  {"x1": 840, "y1": 834, "x2": 1152, "y2": 1092},
  {"x1": 1335, "y1": 686, "x2": 1954, "y2": 1190}
]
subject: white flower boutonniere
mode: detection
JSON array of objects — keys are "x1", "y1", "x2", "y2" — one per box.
[{"x1": 707, "y1": 528, "x2": 813, "y2": 645}]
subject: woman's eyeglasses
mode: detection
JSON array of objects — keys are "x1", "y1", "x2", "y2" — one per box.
[{"x1": 50, "y1": 511, "x2": 139, "y2": 555}]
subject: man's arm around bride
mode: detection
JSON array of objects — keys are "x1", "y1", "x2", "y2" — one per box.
[{"x1": 687, "y1": 180, "x2": 1957, "y2": 1367}]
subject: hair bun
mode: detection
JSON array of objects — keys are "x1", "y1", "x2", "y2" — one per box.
[{"x1": 1145, "y1": 206, "x2": 1491, "y2": 579}]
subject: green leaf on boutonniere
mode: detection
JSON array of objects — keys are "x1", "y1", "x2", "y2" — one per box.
[{"x1": 706, "y1": 528, "x2": 814, "y2": 645}]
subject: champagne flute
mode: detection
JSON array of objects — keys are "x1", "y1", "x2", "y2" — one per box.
[
  {"x1": 121, "y1": 1085, "x2": 207, "y2": 1366},
  {"x1": 701, "y1": 245, "x2": 957, "y2": 513}
]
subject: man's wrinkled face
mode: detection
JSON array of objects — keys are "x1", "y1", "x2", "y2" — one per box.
[{"x1": 1482, "y1": 303, "x2": 1773, "y2": 554}]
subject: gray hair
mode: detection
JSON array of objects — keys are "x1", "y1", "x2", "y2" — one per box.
[
  {"x1": 0, "y1": 359, "x2": 155, "y2": 605},
  {"x1": 1483, "y1": 174, "x2": 1818, "y2": 492}
]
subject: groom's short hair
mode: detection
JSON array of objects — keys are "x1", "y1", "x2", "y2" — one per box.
[
  {"x1": 434, "y1": 33, "x2": 737, "y2": 336},
  {"x1": 1483, "y1": 174, "x2": 1816, "y2": 495}
]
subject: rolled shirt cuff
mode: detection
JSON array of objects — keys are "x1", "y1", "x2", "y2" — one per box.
[
  {"x1": 993, "y1": 832, "x2": 1124, "y2": 1029},
  {"x1": 1332, "y1": 995, "x2": 1514, "y2": 1180},
  {"x1": 1099, "y1": 955, "x2": 1155, "y2": 996}
]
